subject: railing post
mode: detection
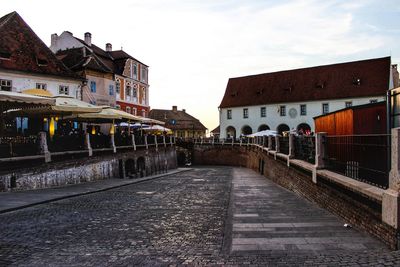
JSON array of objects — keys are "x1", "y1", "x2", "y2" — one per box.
[
  {"x1": 288, "y1": 133, "x2": 295, "y2": 158},
  {"x1": 212, "y1": 137, "x2": 215, "y2": 146},
  {"x1": 232, "y1": 137, "x2": 234, "y2": 146},
  {"x1": 170, "y1": 136, "x2": 173, "y2": 146},
  {"x1": 268, "y1": 136, "x2": 272, "y2": 150},
  {"x1": 85, "y1": 133, "x2": 93, "y2": 156},
  {"x1": 132, "y1": 135, "x2": 136, "y2": 151},
  {"x1": 383, "y1": 128, "x2": 400, "y2": 228},
  {"x1": 155, "y1": 135, "x2": 158, "y2": 150},
  {"x1": 312, "y1": 132, "x2": 327, "y2": 184},
  {"x1": 163, "y1": 135, "x2": 166, "y2": 147},
  {"x1": 110, "y1": 134, "x2": 116, "y2": 153},
  {"x1": 145, "y1": 135, "x2": 148, "y2": 150},
  {"x1": 240, "y1": 137, "x2": 242, "y2": 146},
  {"x1": 201, "y1": 137, "x2": 204, "y2": 145},
  {"x1": 222, "y1": 138, "x2": 225, "y2": 146},
  {"x1": 275, "y1": 135, "x2": 280, "y2": 153},
  {"x1": 38, "y1": 131, "x2": 51, "y2": 162}
]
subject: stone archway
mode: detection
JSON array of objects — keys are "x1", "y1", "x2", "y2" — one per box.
[
  {"x1": 226, "y1": 126, "x2": 236, "y2": 139},
  {"x1": 137, "y1": 157, "x2": 146, "y2": 177},
  {"x1": 258, "y1": 124, "x2": 270, "y2": 132},
  {"x1": 297, "y1": 123, "x2": 311, "y2": 134},
  {"x1": 277, "y1": 124, "x2": 290, "y2": 135},
  {"x1": 241, "y1": 125, "x2": 252, "y2": 135},
  {"x1": 125, "y1": 158, "x2": 136, "y2": 178}
]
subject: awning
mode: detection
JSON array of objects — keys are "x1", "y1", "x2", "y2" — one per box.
[
  {"x1": 6, "y1": 95, "x2": 101, "y2": 117},
  {"x1": 22, "y1": 88, "x2": 53, "y2": 97},
  {"x1": 139, "y1": 117, "x2": 165, "y2": 125},
  {"x1": 0, "y1": 90, "x2": 55, "y2": 110}
]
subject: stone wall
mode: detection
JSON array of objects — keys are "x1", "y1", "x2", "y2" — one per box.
[
  {"x1": 193, "y1": 145, "x2": 399, "y2": 249},
  {"x1": 0, "y1": 147, "x2": 177, "y2": 192}
]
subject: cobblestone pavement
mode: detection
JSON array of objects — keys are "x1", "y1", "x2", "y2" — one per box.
[{"x1": 1, "y1": 167, "x2": 400, "y2": 266}]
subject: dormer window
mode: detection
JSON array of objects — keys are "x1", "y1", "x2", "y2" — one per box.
[
  {"x1": 0, "y1": 51, "x2": 11, "y2": 60},
  {"x1": 315, "y1": 82, "x2": 325, "y2": 89},
  {"x1": 353, "y1": 78, "x2": 361, "y2": 86},
  {"x1": 36, "y1": 57, "x2": 48, "y2": 66}
]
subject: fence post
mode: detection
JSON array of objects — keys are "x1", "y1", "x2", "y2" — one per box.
[
  {"x1": 145, "y1": 135, "x2": 148, "y2": 150},
  {"x1": 288, "y1": 133, "x2": 295, "y2": 158},
  {"x1": 163, "y1": 135, "x2": 166, "y2": 147},
  {"x1": 275, "y1": 135, "x2": 280, "y2": 152},
  {"x1": 110, "y1": 134, "x2": 116, "y2": 153},
  {"x1": 268, "y1": 136, "x2": 272, "y2": 150},
  {"x1": 85, "y1": 133, "x2": 93, "y2": 156},
  {"x1": 132, "y1": 135, "x2": 136, "y2": 151},
  {"x1": 38, "y1": 131, "x2": 51, "y2": 162},
  {"x1": 155, "y1": 135, "x2": 158, "y2": 150},
  {"x1": 312, "y1": 132, "x2": 327, "y2": 184},
  {"x1": 383, "y1": 128, "x2": 400, "y2": 228}
]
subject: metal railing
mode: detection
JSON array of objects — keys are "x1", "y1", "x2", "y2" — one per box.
[
  {"x1": 294, "y1": 136, "x2": 316, "y2": 164},
  {"x1": 279, "y1": 137, "x2": 289, "y2": 154},
  {"x1": 0, "y1": 136, "x2": 38, "y2": 158},
  {"x1": 325, "y1": 134, "x2": 390, "y2": 188},
  {"x1": 90, "y1": 134, "x2": 110, "y2": 149},
  {"x1": 48, "y1": 134, "x2": 85, "y2": 152},
  {"x1": 114, "y1": 134, "x2": 132, "y2": 147}
]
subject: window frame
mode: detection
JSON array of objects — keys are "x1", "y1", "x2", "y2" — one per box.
[
  {"x1": 90, "y1": 81, "x2": 96, "y2": 93},
  {"x1": 300, "y1": 104, "x2": 307, "y2": 116},
  {"x1": 280, "y1": 105, "x2": 286, "y2": 116},
  {"x1": 345, "y1": 101, "x2": 352, "y2": 108},
  {"x1": 322, "y1": 103, "x2": 329, "y2": 115},
  {"x1": 59, "y1": 85, "x2": 69, "y2": 95},
  {"x1": 260, "y1": 107, "x2": 266, "y2": 117},
  {"x1": 0, "y1": 79, "x2": 12, "y2": 91},
  {"x1": 109, "y1": 84, "x2": 114, "y2": 96},
  {"x1": 36, "y1": 83, "x2": 47, "y2": 90},
  {"x1": 227, "y1": 109, "x2": 232, "y2": 120},
  {"x1": 243, "y1": 108, "x2": 249, "y2": 119}
]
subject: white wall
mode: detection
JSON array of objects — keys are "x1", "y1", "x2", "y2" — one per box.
[
  {"x1": 49, "y1": 31, "x2": 84, "y2": 53},
  {"x1": 0, "y1": 71, "x2": 81, "y2": 98},
  {"x1": 219, "y1": 96, "x2": 386, "y2": 138}
]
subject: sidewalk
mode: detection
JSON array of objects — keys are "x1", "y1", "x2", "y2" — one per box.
[{"x1": 0, "y1": 168, "x2": 191, "y2": 214}]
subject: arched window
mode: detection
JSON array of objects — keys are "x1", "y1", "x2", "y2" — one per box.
[
  {"x1": 277, "y1": 124, "x2": 290, "y2": 135},
  {"x1": 297, "y1": 123, "x2": 311, "y2": 134},
  {"x1": 241, "y1": 125, "x2": 252, "y2": 135},
  {"x1": 226, "y1": 126, "x2": 236, "y2": 139},
  {"x1": 258, "y1": 124, "x2": 270, "y2": 132}
]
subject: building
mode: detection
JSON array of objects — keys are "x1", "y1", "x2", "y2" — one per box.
[
  {"x1": 111, "y1": 50, "x2": 149, "y2": 117},
  {"x1": 219, "y1": 57, "x2": 398, "y2": 139},
  {"x1": 0, "y1": 12, "x2": 83, "y2": 97},
  {"x1": 314, "y1": 101, "x2": 387, "y2": 135},
  {"x1": 50, "y1": 31, "x2": 150, "y2": 115},
  {"x1": 149, "y1": 106, "x2": 207, "y2": 138},
  {"x1": 210, "y1": 126, "x2": 220, "y2": 138}
]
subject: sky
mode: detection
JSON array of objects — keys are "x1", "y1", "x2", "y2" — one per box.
[{"x1": 2, "y1": 0, "x2": 400, "y2": 132}]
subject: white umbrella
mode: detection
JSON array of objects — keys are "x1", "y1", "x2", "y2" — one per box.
[{"x1": 246, "y1": 130, "x2": 278, "y2": 137}]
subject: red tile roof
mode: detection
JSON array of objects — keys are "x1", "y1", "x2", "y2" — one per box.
[
  {"x1": 149, "y1": 108, "x2": 207, "y2": 131},
  {"x1": 219, "y1": 57, "x2": 391, "y2": 108},
  {"x1": 0, "y1": 12, "x2": 82, "y2": 80}
]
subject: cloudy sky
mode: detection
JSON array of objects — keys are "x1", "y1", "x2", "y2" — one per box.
[{"x1": 2, "y1": 0, "x2": 400, "y2": 132}]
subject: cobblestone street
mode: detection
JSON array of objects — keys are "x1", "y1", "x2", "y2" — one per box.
[{"x1": 1, "y1": 167, "x2": 400, "y2": 266}]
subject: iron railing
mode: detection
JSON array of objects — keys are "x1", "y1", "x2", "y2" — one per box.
[
  {"x1": 90, "y1": 134, "x2": 110, "y2": 149},
  {"x1": 279, "y1": 137, "x2": 289, "y2": 154},
  {"x1": 48, "y1": 134, "x2": 85, "y2": 152},
  {"x1": 294, "y1": 136, "x2": 315, "y2": 164},
  {"x1": 115, "y1": 134, "x2": 132, "y2": 147},
  {"x1": 325, "y1": 134, "x2": 390, "y2": 188},
  {"x1": 0, "y1": 136, "x2": 38, "y2": 158}
]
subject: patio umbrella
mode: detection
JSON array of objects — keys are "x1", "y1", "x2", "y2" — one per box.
[{"x1": 22, "y1": 88, "x2": 53, "y2": 97}]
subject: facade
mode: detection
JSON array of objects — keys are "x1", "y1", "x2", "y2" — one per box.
[
  {"x1": 0, "y1": 12, "x2": 83, "y2": 97},
  {"x1": 50, "y1": 31, "x2": 150, "y2": 114},
  {"x1": 219, "y1": 57, "x2": 398, "y2": 138},
  {"x1": 149, "y1": 106, "x2": 207, "y2": 138}
]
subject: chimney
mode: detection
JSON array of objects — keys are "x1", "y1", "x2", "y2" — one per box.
[
  {"x1": 106, "y1": 43, "x2": 112, "y2": 52},
  {"x1": 172, "y1": 106, "x2": 177, "y2": 112},
  {"x1": 84, "y1": 32, "x2": 92, "y2": 46},
  {"x1": 51, "y1": 33, "x2": 58, "y2": 47},
  {"x1": 182, "y1": 109, "x2": 186, "y2": 113}
]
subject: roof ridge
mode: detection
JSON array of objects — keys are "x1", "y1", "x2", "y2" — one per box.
[{"x1": 0, "y1": 11, "x2": 17, "y2": 29}]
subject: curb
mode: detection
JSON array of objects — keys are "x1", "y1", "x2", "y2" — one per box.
[{"x1": 0, "y1": 168, "x2": 192, "y2": 214}]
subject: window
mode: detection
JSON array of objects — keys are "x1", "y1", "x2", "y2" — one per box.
[
  {"x1": 36, "y1": 83, "x2": 47, "y2": 90},
  {"x1": 345, "y1": 101, "x2": 352, "y2": 108},
  {"x1": 126, "y1": 107, "x2": 131, "y2": 114},
  {"x1": 132, "y1": 108, "x2": 137, "y2": 115},
  {"x1": 260, "y1": 107, "x2": 266, "y2": 117},
  {"x1": 0, "y1": 79, "x2": 12, "y2": 91},
  {"x1": 90, "y1": 81, "x2": 96, "y2": 93},
  {"x1": 141, "y1": 67, "x2": 147, "y2": 82},
  {"x1": 243, "y1": 108, "x2": 248, "y2": 118},
  {"x1": 109, "y1": 84, "x2": 114, "y2": 96},
  {"x1": 59, "y1": 85, "x2": 69, "y2": 95},
  {"x1": 126, "y1": 85, "x2": 132, "y2": 101},
  {"x1": 300, "y1": 104, "x2": 306, "y2": 116},
  {"x1": 322, "y1": 103, "x2": 329, "y2": 115},
  {"x1": 133, "y1": 63, "x2": 138, "y2": 79},
  {"x1": 142, "y1": 110, "x2": 146, "y2": 117},
  {"x1": 370, "y1": 99, "x2": 378, "y2": 103},
  {"x1": 132, "y1": 87, "x2": 137, "y2": 102},
  {"x1": 116, "y1": 105, "x2": 121, "y2": 110},
  {"x1": 227, "y1": 109, "x2": 232, "y2": 120},
  {"x1": 280, "y1": 106, "x2": 286, "y2": 116},
  {"x1": 115, "y1": 80, "x2": 120, "y2": 94}
]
